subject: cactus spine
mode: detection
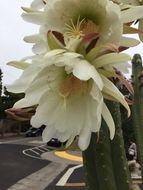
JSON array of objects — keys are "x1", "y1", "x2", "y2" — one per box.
[{"x1": 132, "y1": 54, "x2": 143, "y2": 178}]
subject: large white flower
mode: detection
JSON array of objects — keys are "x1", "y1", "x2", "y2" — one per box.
[
  {"x1": 22, "y1": 0, "x2": 143, "y2": 54},
  {"x1": 7, "y1": 0, "x2": 135, "y2": 150},
  {"x1": 22, "y1": 0, "x2": 123, "y2": 54},
  {"x1": 7, "y1": 48, "x2": 130, "y2": 150}
]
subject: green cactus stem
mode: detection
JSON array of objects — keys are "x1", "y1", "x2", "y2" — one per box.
[
  {"x1": 132, "y1": 54, "x2": 143, "y2": 179},
  {"x1": 82, "y1": 121, "x2": 117, "y2": 190},
  {"x1": 82, "y1": 133, "x2": 99, "y2": 190},
  {"x1": 82, "y1": 100, "x2": 132, "y2": 190},
  {"x1": 109, "y1": 101, "x2": 131, "y2": 190}
]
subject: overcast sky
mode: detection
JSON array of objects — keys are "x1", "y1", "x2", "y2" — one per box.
[
  {"x1": 0, "y1": 1, "x2": 143, "y2": 85},
  {"x1": 0, "y1": 0, "x2": 37, "y2": 85}
]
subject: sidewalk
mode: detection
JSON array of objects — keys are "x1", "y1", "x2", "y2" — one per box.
[{"x1": 0, "y1": 132, "x2": 24, "y2": 139}]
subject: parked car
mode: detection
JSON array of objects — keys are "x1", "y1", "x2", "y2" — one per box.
[
  {"x1": 25, "y1": 125, "x2": 45, "y2": 137},
  {"x1": 47, "y1": 138, "x2": 66, "y2": 148}
]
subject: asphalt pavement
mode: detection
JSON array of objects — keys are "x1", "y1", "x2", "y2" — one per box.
[
  {"x1": 45, "y1": 164, "x2": 86, "y2": 190},
  {"x1": 0, "y1": 144, "x2": 49, "y2": 190},
  {"x1": 0, "y1": 136, "x2": 142, "y2": 190}
]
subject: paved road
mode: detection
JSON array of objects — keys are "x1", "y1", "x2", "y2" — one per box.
[
  {"x1": 45, "y1": 165, "x2": 86, "y2": 190},
  {"x1": 0, "y1": 136, "x2": 86, "y2": 190},
  {"x1": 0, "y1": 136, "x2": 142, "y2": 190},
  {"x1": 0, "y1": 143, "x2": 49, "y2": 190},
  {"x1": 0, "y1": 136, "x2": 85, "y2": 190}
]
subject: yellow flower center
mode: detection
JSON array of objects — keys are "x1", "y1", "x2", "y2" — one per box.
[
  {"x1": 65, "y1": 17, "x2": 85, "y2": 38},
  {"x1": 64, "y1": 17, "x2": 99, "y2": 38}
]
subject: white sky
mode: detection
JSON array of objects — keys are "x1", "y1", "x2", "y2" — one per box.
[
  {"x1": 0, "y1": 1, "x2": 143, "y2": 85},
  {"x1": 0, "y1": 0, "x2": 37, "y2": 85}
]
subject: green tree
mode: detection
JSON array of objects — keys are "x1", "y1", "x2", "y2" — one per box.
[
  {"x1": 0, "y1": 68, "x2": 2, "y2": 98},
  {"x1": 0, "y1": 68, "x2": 3, "y2": 119}
]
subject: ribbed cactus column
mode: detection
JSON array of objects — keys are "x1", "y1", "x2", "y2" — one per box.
[
  {"x1": 109, "y1": 102, "x2": 131, "y2": 190},
  {"x1": 132, "y1": 54, "x2": 143, "y2": 179},
  {"x1": 82, "y1": 121, "x2": 117, "y2": 190},
  {"x1": 82, "y1": 133, "x2": 99, "y2": 190},
  {"x1": 82, "y1": 100, "x2": 131, "y2": 190}
]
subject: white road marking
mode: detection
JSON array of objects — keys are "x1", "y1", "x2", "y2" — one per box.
[
  {"x1": 30, "y1": 149, "x2": 40, "y2": 155},
  {"x1": 0, "y1": 137, "x2": 29, "y2": 144},
  {"x1": 23, "y1": 145, "x2": 50, "y2": 160},
  {"x1": 56, "y1": 164, "x2": 83, "y2": 186},
  {"x1": 34, "y1": 147, "x2": 46, "y2": 153},
  {"x1": 28, "y1": 140, "x2": 44, "y2": 144},
  {"x1": 0, "y1": 137, "x2": 45, "y2": 145},
  {"x1": 39, "y1": 146, "x2": 49, "y2": 151}
]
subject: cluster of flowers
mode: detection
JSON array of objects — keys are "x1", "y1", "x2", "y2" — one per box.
[{"x1": 7, "y1": 0, "x2": 143, "y2": 150}]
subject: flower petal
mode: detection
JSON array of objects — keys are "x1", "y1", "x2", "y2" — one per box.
[
  {"x1": 22, "y1": 12, "x2": 45, "y2": 25},
  {"x1": 121, "y1": 6, "x2": 143, "y2": 23},
  {"x1": 72, "y1": 60, "x2": 103, "y2": 90},
  {"x1": 31, "y1": 0, "x2": 46, "y2": 10},
  {"x1": 120, "y1": 36, "x2": 140, "y2": 47},
  {"x1": 102, "y1": 103, "x2": 115, "y2": 140},
  {"x1": 7, "y1": 63, "x2": 41, "y2": 93},
  {"x1": 7, "y1": 61, "x2": 30, "y2": 70},
  {"x1": 93, "y1": 53, "x2": 131, "y2": 68},
  {"x1": 101, "y1": 75, "x2": 130, "y2": 116},
  {"x1": 47, "y1": 31, "x2": 64, "y2": 50},
  {"x1": 139, "y1": 18, "x2": 143, "y2": 41},
  {"x1": 42, "y1": 126, "x2": 55, "y2": 143},
  {"x1": 78, "y1": 127, "x2": 91, "y2": 151},
  {"x1": 32, "y1": 42, "x2": 48, "y2": 54},
  {"x1": 24, "y1": 34, "x2": 43, "y2": 43}
]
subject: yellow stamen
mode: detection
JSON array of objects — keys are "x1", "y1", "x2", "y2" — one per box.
[
  {"x1": 64, "y1": 16, "x2": 85, "y2": 38},
  {"x1": 65, "y1": 16, "x2": 99, "y2": 39}
]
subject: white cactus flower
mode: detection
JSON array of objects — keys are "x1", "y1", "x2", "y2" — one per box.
[
  {"x1": 22, "y1": 0, "x2": 123, "y2": 54},
  {"x1": 7, "y1": 0, "x2": 139, "y2": 150},
  {"x1": 7, "y1": 47, "x2": 131, "y2": 150}
]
